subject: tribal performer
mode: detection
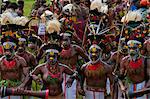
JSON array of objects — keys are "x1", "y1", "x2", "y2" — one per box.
[
  {"x1": 0, "y1": 36, "x2": 29, "y2": 99},
  {"x1": 59, "y1": 31, "x2": 89, "y2": 99},
  {"x1": 19, "y1": 42, "x2": 79, "y2": 99},
  {"x1": 78, "y1": 44, "x2": 113, "y2": 99},
  {"x1": 108, "y1": 38, "x2": 128, "y2": 99},
  {"x1": 16, "y1": 35, "x2": 37, "y2": 72},
  {"x1": 119, "y1": 40, "x2": 150, "y2": 99},
  {"x1": 142, "y1": 33, "x2": 150, "y2": 58}
]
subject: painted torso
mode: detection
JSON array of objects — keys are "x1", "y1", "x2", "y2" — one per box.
[
  {"x1": 16, "y1": 51, "x2": 36, "y2": 70},
  {"x1": 37, "y1": 63, "x2": 65, "y2": 96},
  {"x1": 111, "y1": 51, "x2": 128, "y2": 69},
  {"x1": 60, "y1": 45, "x2": 78, "y2": 70},
  {"x1": 124, "y1": 56, "x2": 145, "y2": 84},
  {"x1": 83, "y1": 61, "x2": 108, "y2": 90},
  {"x1": 0, "y1": 56, "x2": 23, "y2": 87}
]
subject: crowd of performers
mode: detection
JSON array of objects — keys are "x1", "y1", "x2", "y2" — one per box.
[{"x1": 0, "y1": 0, "x2": 150, "y2": 99}]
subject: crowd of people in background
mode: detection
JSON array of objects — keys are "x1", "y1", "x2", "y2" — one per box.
[{"x1": 0, "y1": 0, "x2": 150, "y2": 99}]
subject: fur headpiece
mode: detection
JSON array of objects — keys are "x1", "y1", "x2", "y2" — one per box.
[
  {"x1": 62, "y1": 4, "x2": 77, "y2": 16},
  {"x1": 13, "y1": 16, "x2": 29, "y2": 26},
  {"x1": 40, "y1": 10, "x2": 54, "y2": 22},
  {"x1": 90, "y1": 0, "x2": 108, "y2": 14},
  {"x1": 46, "y1": 19, "x2": 61, "y2": 34},
  {"x1": 121, "y1": 10, "x2": 142, "y2": 23},
  {"x1": 1, "y1": 9, "x2": 16, "y2": 25}
]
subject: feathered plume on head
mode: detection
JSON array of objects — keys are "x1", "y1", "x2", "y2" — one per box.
[
  {"x1": 62, "y1": 4, "x2": 76, "y2": 16},
  {"x1": 1, "y1": 10, "x2": 14, "y2": 25},
  {"x1": 121, "y1": 10, "x2": 142, "y2": 23},
  {"x1": 13, "y1": 16, "x2": 29, "y2": 26},
  {"x1": 90, "y1": 0, "x2": 108, "y2": 14},
  {"x1": 46, "y1": 19, "x2": 61, "y2": 34},
  {"x1": 40, "y1": 10, "x2": 54, "y2": 22}
]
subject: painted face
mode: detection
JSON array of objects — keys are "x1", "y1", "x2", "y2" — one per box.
[
  {"x1": 17, "y1": 39, "x2": 26, "y2": 53},
  {"x1": 61, "y1": 36, "x2": 71, "y2": 49},
  {"x1": 89, "y1": 45, "x2": 101, "y2": 63},
  {"x1": 128, "y1": 46, "x2": 139, "y2": 56},
  {"x1": 120, "y1": 42, "x2": 128, "y2": 54},
  {"x1": 46, "y1": 50, "x2": 58, "y2": 65},
  {"x1": 3, "y1": 42, "x2": 16, "y2": 60}
]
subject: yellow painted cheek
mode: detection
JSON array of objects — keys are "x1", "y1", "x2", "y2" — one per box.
[{"x1": 50, "y1": 57, "x2": 54, "y2": 60}]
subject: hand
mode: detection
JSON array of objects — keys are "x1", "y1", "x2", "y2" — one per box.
[
  {"x1": 32, "y1": 75, "x2": 43, "y2": 85},
  {"x1": 66, "y1": 78, "x2": 74, "y2": 88},
  {"x1": 78, "y1": 87, "x2": 85, "y2": 96}
]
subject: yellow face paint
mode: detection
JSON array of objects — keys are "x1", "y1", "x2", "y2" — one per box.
[
  {"x1": 4, "y1": 43, "x2": 11, "y2": 49},
  {"x1": 92, "y1": 47, "x2": 96, "y2": 52},
  {"x1": 50, "y1": 51, "x2": 54, "y2": 56},
  {"x1": 49, "y1": 57, "x2": 54, "y2": 60},
  {"x1": 92, "y1": 53, "x2": 96, "y2": 56}
]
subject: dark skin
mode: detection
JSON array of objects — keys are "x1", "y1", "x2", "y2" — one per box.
[
  {"x1": 60, "y1": 36, "x2": 89, "y2": 70},
  {"x1": 79, "y1": 60, "x2": 113, "y2": 97},
  {"x1": 0, "y1": 49, "x2": 29, "y2": 88},
  {"x1": 120, "y1": 55, "x2": 150, "y2": 89},
  {"x1": 108, "y1": 51, "x2": 128, "y2": 71},
  {"x1": 30, "y1": 62, "x2": 76, "y2": 96},
  {"x1": 108, "y1": 50, "x2": 128, "y2": 99},
  {"x1": 16, "y1": 50, "x2": 37, "y2": 71},
  {"x1": 141, "y1": 38, "x2": 150, "y2": 57}
]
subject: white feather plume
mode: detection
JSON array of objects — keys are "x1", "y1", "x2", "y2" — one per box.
[
  {"x1": 1, "y1": 9, "x2": 15, "y2": 25},
  {"x1": 121, "y1": 10, "x2": 142, "y2": 23},
  {"x1": 46, "y1": 19, "x2": 61, "y2": 34},
  {"x1": 90, "y1": 0, "x2": 108, "y2": 14},
  {"x1": 63, "y1": 4, "x2": 74, "y2": 15},
  {"x1": 13, "y1": 16, "x2": 29, "y2": 26}
]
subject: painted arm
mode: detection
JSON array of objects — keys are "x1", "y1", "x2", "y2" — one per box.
[
  {"x1": 30, "y1": 65, "x2": 43, "y2": 85},
  {"x1": 30, "y1": 54, "x2": 38, "y2": 70},
  {"x1": 20, "y1": 57, "x2": 29, "y2": 82},
  {"x1": 77, "y1": 63, "x2": 86, "y2": 96}
]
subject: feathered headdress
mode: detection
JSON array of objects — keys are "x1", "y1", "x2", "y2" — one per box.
[
  {"x1": 1, "y1": 9, "x2": 15, "y2": 25},
  {"x1": 121, "y1": 10, "x2": 142, "y2": 23},
  {"x1": 40, "y1": 10, "x2": 54, "y2": 22},
  {"x1": 90, "y1": 0, "x2": 108, "y2": 14},
  {"x1": 13, "y1": 16, "x2": 29, "y2": 26},
  {"x1": 62, "y1": 4, "x2": 77, "y2": 16},
  {"x1": 46, "y1": 19, "x2": 61, "y2": 34}
]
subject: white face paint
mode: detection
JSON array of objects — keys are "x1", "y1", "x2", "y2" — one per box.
[{"x1": 88, "y1": 44, "x2": 101, "y2": 64}]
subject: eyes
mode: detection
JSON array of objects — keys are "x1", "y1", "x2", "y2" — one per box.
[
  {"x1": 4, "y1": 49, "x2": 13, "y2": 53},
  {"x1": 128, "y1": 47, "x2": 137, "y2": 50}
]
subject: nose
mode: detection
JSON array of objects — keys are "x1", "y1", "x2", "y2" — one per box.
[
  {"x1": 49, "y1": 57, "x2": 54, "y2": 60},
  {"x1": 92, "y1": 53, "x2": 96, "y2": 56}
]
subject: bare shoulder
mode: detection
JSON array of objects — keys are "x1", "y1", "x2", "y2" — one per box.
[
  {"x1": 15, "y1": 55, "x2": 26, "y2": 61},
  {"x1": 81, "y1": 61, "x2": 91, "y2": 70},
  {"x1": 121, "y1": 55, "x2": 130, "y2": 62},
  {"x1": 111, "y1": 51, "x2": 118, "y2": 57},
  {"x1": 101, "y1": 60, "x2": 113, "y2": 70}
]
